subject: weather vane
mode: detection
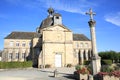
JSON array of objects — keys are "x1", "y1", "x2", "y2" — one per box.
[{"x1": 86, "y1": 8, "x2": 96, "y2": 21}]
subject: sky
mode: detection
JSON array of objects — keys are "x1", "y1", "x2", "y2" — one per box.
[{"x1": 0, "y1": 0, "x2": 120, "y2": 52}]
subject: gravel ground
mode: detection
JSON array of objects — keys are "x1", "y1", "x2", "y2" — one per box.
[{"x1": 0, "y1": 67, "x2": 76, "y2": 80}]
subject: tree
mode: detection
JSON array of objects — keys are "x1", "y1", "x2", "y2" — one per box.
[{"x1": 99, "y1": 51, "x2": 119, "y2": 63}]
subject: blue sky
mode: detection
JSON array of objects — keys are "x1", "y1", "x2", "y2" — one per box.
[{"x1": 0, "y1": 0, "x2": 120, "y2": 52}]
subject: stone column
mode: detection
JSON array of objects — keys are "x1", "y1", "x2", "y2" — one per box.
[
  {"x1": 12, "y1": 49, "x2": 16, "y2": 61},
  {"x1": 86, "y1": 8, "x2": 101, "y2": 75},
  {"x1": 76, "y1": 49, "x2": 79, "y2": 64},
  {"x1": 18, "y1": 48, "x2": 22, "y2": 61},
  {"x1": 80, "y1": 49, "x2": 84, "y2": 65},
  {"x1": 89, "y1": 21, "x2": 97, "y2": 55},
  {"x1": 85, "y1": 50, "x2": 88, "y2": 60},
  {"x1": 88, "y1": 20, "x2": 101, "y2": 75}
]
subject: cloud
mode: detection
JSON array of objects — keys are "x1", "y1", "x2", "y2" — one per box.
[
  {"x1": 40, "y1": 0, "x2": 98, "y2": 15},
  {"x1": 4, "y1": 0, "x2": 97, "y2": 15},
  {"x1": 105, "y1": 12, "x2": 120, "y2": 26}
]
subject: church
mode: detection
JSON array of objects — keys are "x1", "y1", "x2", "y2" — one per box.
[{"x1": 2, "y1": 8, "x2": 92, "y2": 68}]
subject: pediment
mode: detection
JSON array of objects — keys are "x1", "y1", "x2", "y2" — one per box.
[{"x1": 42, "y1": 24, "x2": 71, "y2": 32}]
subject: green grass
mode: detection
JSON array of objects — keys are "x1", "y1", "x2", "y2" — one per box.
[{"x1": 0, "y1": 61, "x2": 32, "y2": 69}]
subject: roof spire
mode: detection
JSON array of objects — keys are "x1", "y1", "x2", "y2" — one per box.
[{"x1": 47, "y1": 7, "x2": 54, "y2": 17}]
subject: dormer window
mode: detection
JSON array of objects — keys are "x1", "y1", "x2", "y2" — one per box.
[{"x1": 56, "y1": 16, "x2": 59, "y2": 19}]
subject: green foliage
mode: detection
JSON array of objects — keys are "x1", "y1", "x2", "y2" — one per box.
[
  {"x1": 101, "y1": 65, "x2": 114, "y2": 72},
  {"x1": 75, "y1": 65, "x2": 81, "y2": 70},
  {"x1": 87, "y1": 65, "x2": 92, "y2": 74},
  {"x1": 101, "y1": 60, "x2": 112, "y2": 65},
  {"x1": 114, "y1": 65, "x2": 120, "y2": 70},
  {"x1": 66, "y1": 64, "x2": 72, "y2": 67},
  {"x1": 75, "y1": 65, "x2": 85, "y2": 70},
  {"x1": 99, "y1": 50, "x2": 120, "y2": 63},
  {"x1": 0, "y1": 61, "x2": 32, "y2": 69},
  {"x1": 84, "y1": 60, "x2": 90, "y2": 65},
  {"x1": 75, "y1": 65, "x2": 90, "y2": 74}
]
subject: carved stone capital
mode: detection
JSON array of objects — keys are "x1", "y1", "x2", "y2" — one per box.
[{"x1": 88, "y1": 20, "x2": 96, "y2": 27}]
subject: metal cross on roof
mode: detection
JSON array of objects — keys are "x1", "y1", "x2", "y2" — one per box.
[{"x1": 86, "y1": 8, "x2": 96, "y2": 21}]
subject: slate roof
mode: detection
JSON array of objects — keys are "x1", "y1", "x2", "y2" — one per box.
[
  {"x1": 73, "y1": 34, "x2": 90, "y2": 41},
  {"x1": 5, "y1": 32, "x2": 38, "y2": 39},
  {"x1": 53, "y1": 13, "x2": 61, "y2": 16},
  {"x1": 40, "y1": 17, "x2": 53, "y2": 29},
  {"x1": 5, "y1": 32, "x2": 90, "y2": 41},
  {"x1": 39, "y1": 13, "x2": 61, "y2": 29}
]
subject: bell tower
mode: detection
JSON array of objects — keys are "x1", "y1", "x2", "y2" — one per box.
[
  {"x1": 53, "y1": 13, "x2": 62, "y2": 25},
  {"x1": 47, "y1": 7, "x2": 54, "y2": 17}
]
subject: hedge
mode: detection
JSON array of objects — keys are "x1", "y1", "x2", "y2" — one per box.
[
  {"x1": 101, "y1": 59, "x2": 112, "y2": 65},
  {"x1": 0, "y1": 61, "x2": 32, "y2": 69}
]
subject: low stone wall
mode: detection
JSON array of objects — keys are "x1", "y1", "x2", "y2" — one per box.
[
  {"x1": 74, "y1": 73, "x2": 120, "y2": 80},
  {"x1": 98, "y1": 75, "x2": 120, "y2": 80}
]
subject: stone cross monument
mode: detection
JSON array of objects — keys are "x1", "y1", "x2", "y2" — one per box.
[{"x1": 86, "y1": 8, "x2": 101, "y2": 75}]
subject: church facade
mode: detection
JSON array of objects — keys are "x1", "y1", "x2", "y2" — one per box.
[{"x1": 2, "y1": 8, "x2": 92, "y2": 67}]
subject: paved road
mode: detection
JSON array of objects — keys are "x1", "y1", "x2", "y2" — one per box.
[{"x1": 0, "y1": 67, "x2": 76, "y2": 80}]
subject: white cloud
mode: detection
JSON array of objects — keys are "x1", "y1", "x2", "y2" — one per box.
[
  {"x1": 41, "y1": 0, "x2": 97, "y2": 15},
  {"x1": 105, "y1": 12, "x2": 120, "y2": 26},
  {"x1": 4, "y1": 0, "x2": 97, "y2": 15}
]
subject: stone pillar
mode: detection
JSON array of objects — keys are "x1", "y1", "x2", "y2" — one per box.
[
  {"x1": 88, "y1": 20, "x2": 101, "y2": 75},
  {"x1": 86, "y1": 8, "x2": 101, "y2": 75},
  {"x1": 85, "y1": 50, "x2": 88, "y2": 60},
  {"x1": 80, "y1": 49, "x2": 84, "y2": 65},
  {"x1": 12, "y1": 49, "x2": 16, "y2": 61},
  {"x1": 89, "y1": 21, "x2": 97, "y2": 55},
  {"x1": 19, "y1": 48, "x2": 22, "y2": 61},
  {"x1": 76, "y1": 49, "x2": 79, "y2": 64}
]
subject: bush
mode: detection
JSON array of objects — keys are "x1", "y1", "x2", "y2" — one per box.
[
  {"x1": 84, "y1": 60, "x2": 90, "y2": 65},
  {"x1": 0, "y1": 61, "x2": 32, "y2": 69},
  {"x1": 87, "y1": 65, "x2": 92, "y2": 74},
  {"x1": 101, "y1": 65, "x2": 114, "y2": 72},
  {"x1": 75, "y1": 65, "x2": 82, "y2": 71},
  {"x1": 75, "y1": 65, "x2": 90, "y2": 74},
  {"x1": 67, "y1": 64, "x2": 72, "y2": 67},
  {"x1": 101, "y1": 60, "x2": 112, "y2": 65}
]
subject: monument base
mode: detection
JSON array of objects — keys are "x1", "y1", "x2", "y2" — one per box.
[{"x1": 91, "y1": 54, "x2": 101, "y2": 75}]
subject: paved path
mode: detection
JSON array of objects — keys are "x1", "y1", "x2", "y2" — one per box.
[{"x1": 0, "y1": 67, "x2": 76, "y2": 80}]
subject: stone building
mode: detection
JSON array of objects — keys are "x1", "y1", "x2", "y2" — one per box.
[{"x1": 2, "y1": 8, "x2": 92, "y2": 67}]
